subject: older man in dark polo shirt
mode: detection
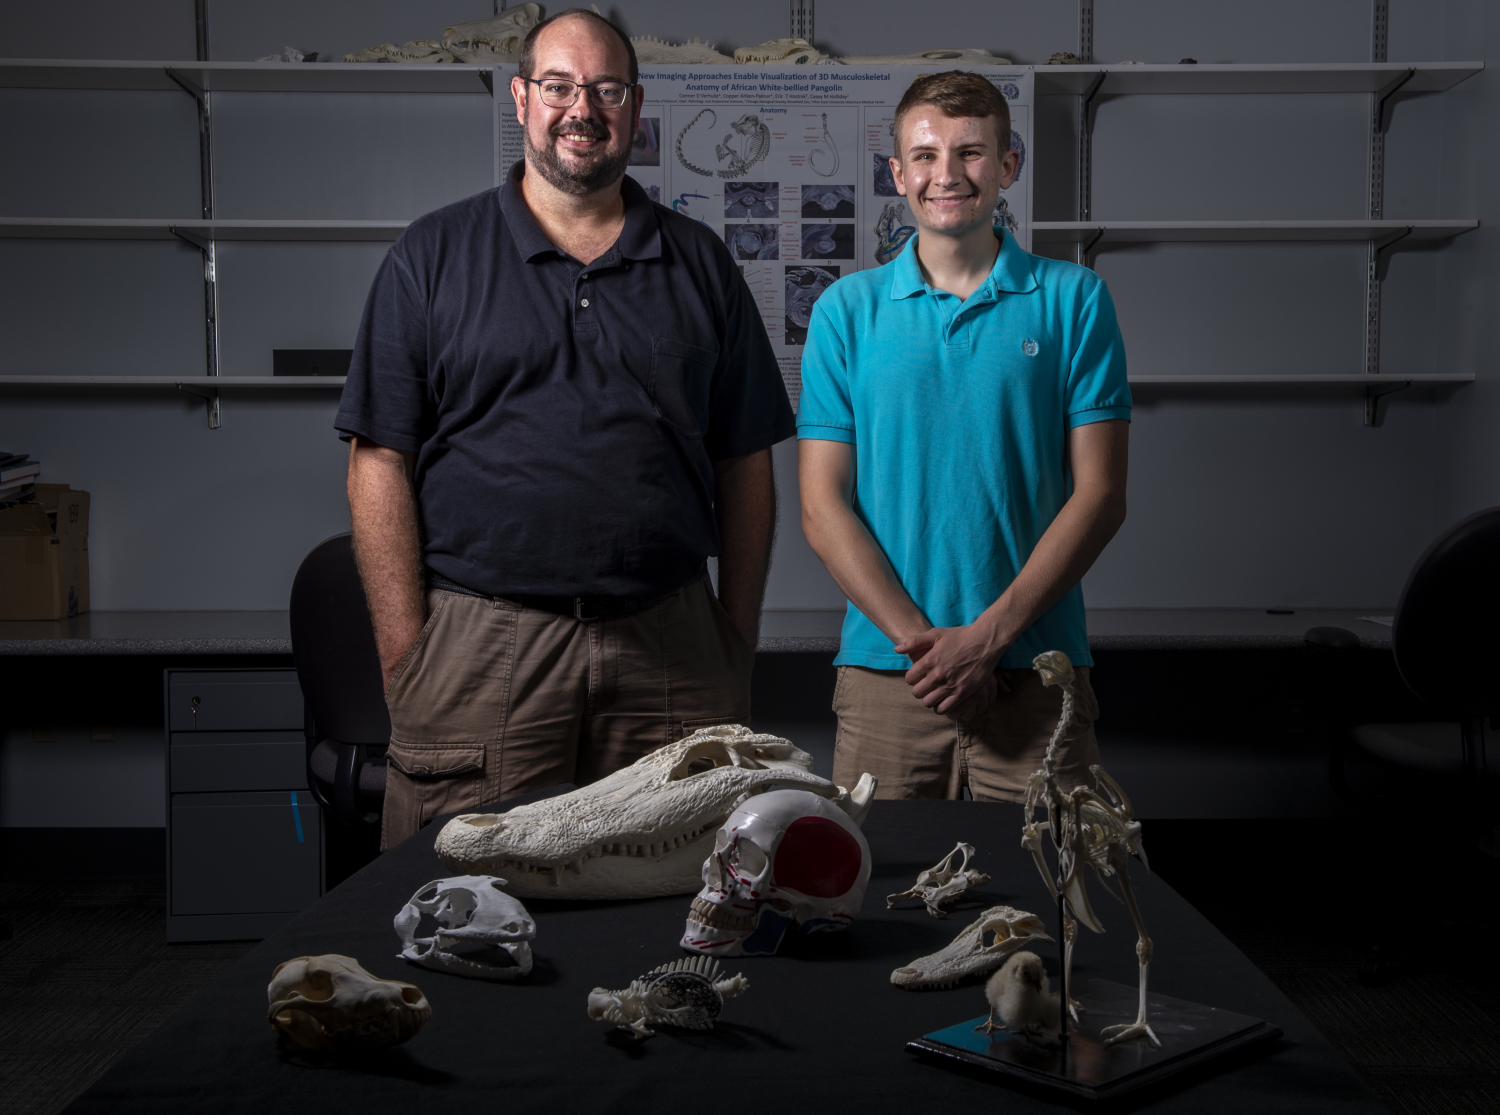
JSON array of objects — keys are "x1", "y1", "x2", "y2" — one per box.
[{"x1": 336, "y1": 8, "x2": 794, "y2": 849}]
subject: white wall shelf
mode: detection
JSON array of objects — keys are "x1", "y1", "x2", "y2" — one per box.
[
  {"x1": 0, "y1": 374, "x2": 1471, "y2": 390},
  {"x1": 1034, "y1": 61, "x2": 1481, "y2": 97},
  {"x1": 0, "y1": 218, "x2": 408, "y2": 241},
  {"x1": 1, "y1": 58, "x2": 1479, "y2": 98},
  {"x1": 1034, "y1": 220, "x2": 1479, "y2": 244},
  {"x1": 0, "y1": 376, "x2": 346, "y2": 387},
  {"x1": 0, "y1": 58, "x2": 494, "y2": 94}
]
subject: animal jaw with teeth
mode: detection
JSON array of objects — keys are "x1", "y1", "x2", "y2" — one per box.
[
  {"x1": 890, "y1": 905, "x2": 1054, "y2": 990},
  {"x1": 434, "y1": 724, "x2": 875, "y2": 899}
]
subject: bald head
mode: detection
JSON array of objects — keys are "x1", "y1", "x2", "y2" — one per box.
[{"x1": 519, "y1": 7, "x2": 638, "y2": 84}]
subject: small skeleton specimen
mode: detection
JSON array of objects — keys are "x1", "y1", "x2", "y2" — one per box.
[
  {"x1": 267, "y1": 954, "x2": 430, "y2": 1051},
  {"x1": 836, "y1": 48, "x2": 1010, "y2": 65},
  {"x1": 588, "y1": 957, "x2": 748, "y2": 1039},
  {"x1": 734, "y1": 38, "x2": 828, "y2": 65},
  {"x1": 809, "y1": 113, "x2": 840, "y2": 177},
  {"x1": 441, "y1": 5, "x2": 540, "y2": 62},
  {"x1": 887, "y1": 841, "x2": 992, "y2": 918},
  {"x1": 394, "y1": 875, "x2": 535, "y2": 981},
  {"x1": 342, "y1": 40, "x2": 455, "y2": 63},
  {"x1": 1046, "y1": 52, "x2": 1083, "y2": 65},
  {"x1": 631, "y1": 35, "x2": 736, "y2": 65},
  {"x1": 979, "y1": 951, "x2": 1060, "y2": 1039},
  {"x1": 716, "y1": 115, "x2": 772, "y2": 178},
  {"x1": 1021, "y1": 650, "x2": 1160, "y2": 1047},
  {"x1": 890, "y1": 905, "x2": 1053, "y2": 990}
]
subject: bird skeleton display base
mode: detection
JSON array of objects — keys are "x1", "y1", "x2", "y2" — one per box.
[{"x1": 1021, "y1": 650, "x2": 1160, "y2": 1049}]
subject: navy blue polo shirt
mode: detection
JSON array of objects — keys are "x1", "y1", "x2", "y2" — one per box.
[{"x1": 336, "y1": 163, "x2": 794, "y2": 600}]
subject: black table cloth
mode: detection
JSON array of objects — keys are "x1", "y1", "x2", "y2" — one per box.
[{"x1": 68, "y1": 799, "x2": 1383, "y2": 1113}]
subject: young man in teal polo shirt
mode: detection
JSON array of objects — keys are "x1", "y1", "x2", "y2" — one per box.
[{"x1": 798, "y1": 70, "x2": 1130, "y2": 801}]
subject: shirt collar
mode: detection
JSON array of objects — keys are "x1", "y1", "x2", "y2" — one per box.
[
  {"x1": 888, "y1": 226, "x2": 1039, "y2": 300},
  {"x1": 499, "y1": 159, "x2": 662, "y2": 264}
]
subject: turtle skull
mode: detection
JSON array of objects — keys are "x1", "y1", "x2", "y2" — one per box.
[{"x1": 394, "y1": 875, "x2": 535, "y2": 981}]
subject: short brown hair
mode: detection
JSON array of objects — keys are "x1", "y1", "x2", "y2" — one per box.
[
  {"x1": 519, "y1": 7, "x2": 639, "y2": 84},
  {"x1": 893, "y1": 70, "x2": 1012, "y2": 154}
]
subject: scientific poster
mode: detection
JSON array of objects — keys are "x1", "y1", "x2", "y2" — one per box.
[{"x1": 498, "y1": 66, "x2": 1034, "y2": 407}]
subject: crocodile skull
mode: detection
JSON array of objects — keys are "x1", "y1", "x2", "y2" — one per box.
[
  {"x1": 890, "y1": 905, "x2": 1054, "y2": 990},
  {"x1": 434, "y1": 724, "x2": 874, "y2": 899},
  {"x1": 682, "y1": 788, "x2": 873, "y2": 957},
  {"x1": 631, "y1": 36, "x2": 735, "y2": 65},
  {"x1": 733, "y1": 38, "x2": 828, "y2": 65},
  {"x1": 836, "y1": 48, "x2": 1010, "y2": 65},
  {"x1": 440, "y1": 4, "x2": 540, "y2": 63},
  {"x1": 267, "y1": 954, "x2": 431, "y2": 1050},
  {"x1": 394, "y1": 876, "x2": 535, "y2": 981}
]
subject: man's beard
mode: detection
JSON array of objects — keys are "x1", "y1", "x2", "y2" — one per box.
[{"x1": 524, "y1": 114, "x2": 631, "y2": 196}]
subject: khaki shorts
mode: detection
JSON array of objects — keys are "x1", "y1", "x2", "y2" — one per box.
[
  {"x1": 831, "y1": 664, "x2": 1101, "y2": 803},
  {"x1": 380, "y1": 574, "x2": 753, "y2": 849}
]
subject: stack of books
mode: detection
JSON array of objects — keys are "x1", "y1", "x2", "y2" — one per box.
[{"x1": 0, "y1": 452, "x2": 40, "y2": 505}]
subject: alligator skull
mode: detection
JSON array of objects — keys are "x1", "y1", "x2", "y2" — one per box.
[
  {"x1": 267, "y1": 954, "x2": 431, "y2": 1050},
  {"x1": 441, "y1": 4, "x2": 540, "y2": 63},
  {"x1": 434, "y1": 724, "x2": 875, "y2": 899},
  {"x1": 836, "y1": 48, "x2": 1010, "y2": 65},
  {"x1": 631, "y1": 36, "x2": 736, "y2": 65},
  {"x1": 342, "y1": 40, "x2": 455, "y2": 63},
  {"x1": 890, "y1": 905, "x2": 1054, "y2": 990},
  {"x1": 734, "y1": 38, "x2": 828, "y2": 65}
]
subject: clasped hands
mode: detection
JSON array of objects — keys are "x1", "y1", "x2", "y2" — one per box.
[{"x1": 895, "y1": 622, "x2": 1012, "y2": 720}]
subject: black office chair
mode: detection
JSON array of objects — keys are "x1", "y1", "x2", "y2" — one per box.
[
  {"x1": 1316, "y1": 506, "x2": 1500, "y2": 801},
  {"x1": 289, "y1": 532, "x2": 390, "y2": 829}
]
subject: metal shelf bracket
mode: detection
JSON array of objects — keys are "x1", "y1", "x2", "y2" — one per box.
[
  {"x1": 176, "y1": 381, "x2": 221, "y2": 428},
  {"x1": 1364, "y1": 379, "x2": 1410, "y2": 427}
]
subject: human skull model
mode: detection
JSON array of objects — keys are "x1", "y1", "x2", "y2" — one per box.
[
  {"x1": 435, "y1": 724, "x2": 874, "y2": 900},
  {"x1": 682, "y1": 787, "x2": 874, "y2": 957},
  {"x1": 267, "y1": 954, "x2": 431, "y2": 1050},
  {"x1": 394, "y1": 876, "x2": 535, "y2": 981}
]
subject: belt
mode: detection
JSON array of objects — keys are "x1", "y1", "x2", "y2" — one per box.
[{"x1": 427, "y1": 570, "x2": 658, "y2": 621}]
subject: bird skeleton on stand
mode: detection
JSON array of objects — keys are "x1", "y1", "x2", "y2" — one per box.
[{"x1": 1020, "y1": 650, "x2": 1160, "y2": 1048}]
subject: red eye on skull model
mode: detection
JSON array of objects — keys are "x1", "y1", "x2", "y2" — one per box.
[{"x1": 682, "y1": 789, "x2": 873, "y2": 957}]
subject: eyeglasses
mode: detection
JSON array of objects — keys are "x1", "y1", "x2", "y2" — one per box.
[{"x1": 528, "y1": 78, "x2": 633, "y2": 110}]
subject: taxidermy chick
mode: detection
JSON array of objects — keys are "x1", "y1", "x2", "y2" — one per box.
[{"x1": 978, "y1": 951, "x2": 1060, "y2": 1037}]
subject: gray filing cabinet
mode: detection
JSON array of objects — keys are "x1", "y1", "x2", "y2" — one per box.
[{"x1": 164, "y1": 669, "x2": 322, "y2": 942}]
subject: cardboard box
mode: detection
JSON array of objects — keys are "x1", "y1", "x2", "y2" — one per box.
[{"x1": 0, "y1": 484, "x2": 90, "y2": 620}]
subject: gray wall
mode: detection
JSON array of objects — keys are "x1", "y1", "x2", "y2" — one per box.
[{"x1": 0, "y1": 0, "x2": 1493, "y2": 614}]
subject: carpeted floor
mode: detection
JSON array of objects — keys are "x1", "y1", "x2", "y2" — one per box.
[
  {"x1": 3, "y1": 822, "x2": 1499, "y2": 1115},
  {"x1": 1149, "y1": 820, "x2": 1500, "y2": 1115},
  {"x1": 0, "y1": 878, "x2": 256, "y2": 1115}
]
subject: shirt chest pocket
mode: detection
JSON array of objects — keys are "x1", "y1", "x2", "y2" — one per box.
[{"x1": 650, "y1": 337, "x2": 718, "y2": 440}]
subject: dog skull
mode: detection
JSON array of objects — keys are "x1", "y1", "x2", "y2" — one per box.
[
  {"x1": 267, "y1": 954, "x2": 431, "y2": 1050},
  {"x1": 682, "y1": 787, "x2": 874, "y2": 957},
  {"x1": 394, "y1": 876, "x2": 535, "y2": 981}
]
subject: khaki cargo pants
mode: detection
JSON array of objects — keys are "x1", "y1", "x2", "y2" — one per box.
[
  {"x1": 380, "y1": 574, "x2": 753, "y2": 849},
  {"x1": 831, "y1": 665, "x2": 1101, "y2": 802}
]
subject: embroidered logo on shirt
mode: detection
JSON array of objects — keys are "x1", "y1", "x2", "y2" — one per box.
[{"x1": 1022, "y1": 339, "x2": 1039, "y2": 357}]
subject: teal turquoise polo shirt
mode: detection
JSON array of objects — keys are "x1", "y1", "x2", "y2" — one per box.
[{"x1": 797, "y1": 228, "x2": 1130, "y2": 671}]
